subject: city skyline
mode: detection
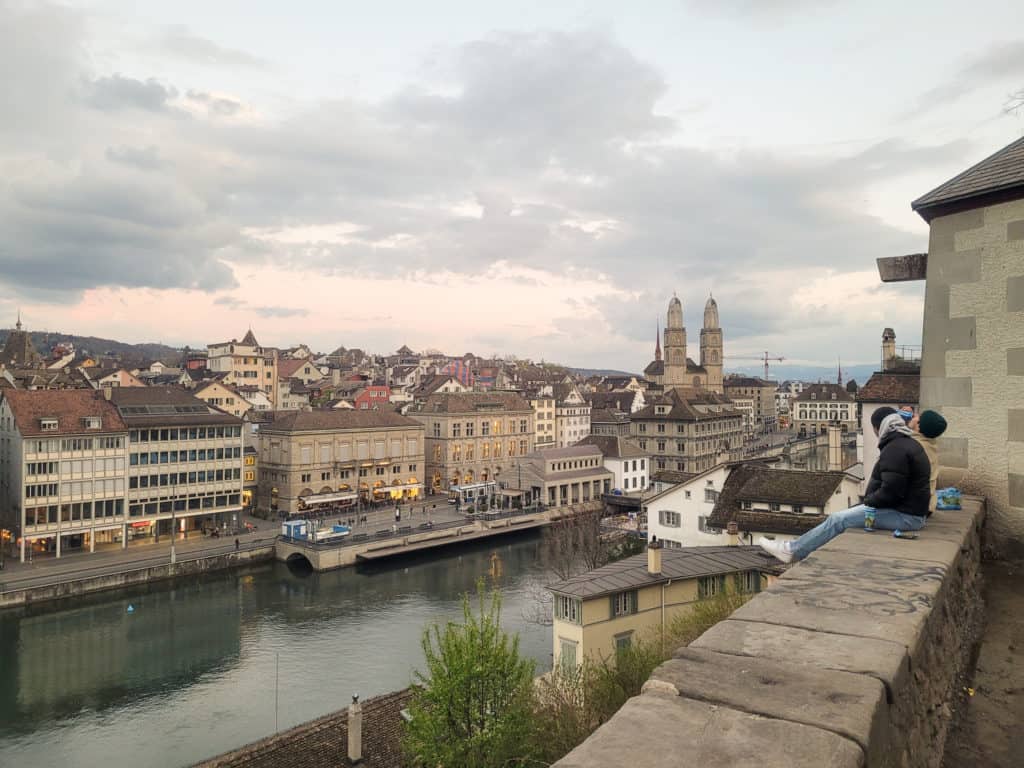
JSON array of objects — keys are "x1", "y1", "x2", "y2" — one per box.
[{"x1": 2, "y1": 1, "x2": 1024, "y2": 368}]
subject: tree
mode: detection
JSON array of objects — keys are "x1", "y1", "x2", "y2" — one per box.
[{"x1": 405, "y1": 581, "x2": 537, "y2": 768}]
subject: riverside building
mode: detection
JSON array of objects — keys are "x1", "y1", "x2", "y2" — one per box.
[
  {"x1": 1, "y1": 389, "x2": 128, "y2": 562},
  {"x1": 111, "y1": 387, "x2": 244, "y2": 543},
  {"x1": 256, "y1": 409, "x2": 425, "y2": 517}
]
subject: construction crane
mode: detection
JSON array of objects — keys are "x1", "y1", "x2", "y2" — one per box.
[{"x1": 726, "y1": 352, "x2": 785, "y2": 380}]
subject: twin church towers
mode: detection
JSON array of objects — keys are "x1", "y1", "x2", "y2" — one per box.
[{"x1": 644, "y1": 294, "x2": 724, "y2": 393}]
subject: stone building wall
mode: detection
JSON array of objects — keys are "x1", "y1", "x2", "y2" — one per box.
[{"x1": 920, "y1": 199, "x2": 1024, "y2": 555}]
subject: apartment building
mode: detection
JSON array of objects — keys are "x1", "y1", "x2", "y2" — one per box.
[
  {"x1": 630, "y1": 389, "x2": 743, "y2": 474},
  {"x1": 409, "y1": 392, "x2": 535, "y2": 492},
  {"x1": 194, "y1": 380, "x2": 251, "y2": 419},
  {"x1": 111, "y1": 387, "x2": 244, "y2": 542},
  {"x1": 553, "y1": 382, "x2": 591, "y2": 448},
  {"x1": 1, "y1": 389, "x2": 128, "y2": 562},
  {"x1": 527, "y1": 391, "x2": 556, "y2": 449},
  {"x1": 257, "y1": 409, "x2": 425, "y2": 516},
  {"x1": 207, "y1": 329, "x2": 279, "y2": 407},
  {"x1": 549, "y1": 544, "x2": 777, "y2": 670},
  {"x1": 792, "y1": 383, "x2": 858, "y2": 436},
  {"x1": 723, "y1": 376, "x2": 778, "y2": 432}
]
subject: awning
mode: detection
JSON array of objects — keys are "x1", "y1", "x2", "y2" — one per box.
[
  {"x1": 373, "y1": 483, "x2": 424, "y2": 493},
  {"x1": 300, "y1": 491, "x2": 359, "y2": 505}
]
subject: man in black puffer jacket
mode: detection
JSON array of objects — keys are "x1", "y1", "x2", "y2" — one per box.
[{"x1": 758, "y1": 407, "x2": 932, "y2": 563}]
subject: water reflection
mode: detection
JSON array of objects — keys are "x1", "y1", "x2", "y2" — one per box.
[{"x1": 0, "y1": 532, "x2": 550, "y2": 768}]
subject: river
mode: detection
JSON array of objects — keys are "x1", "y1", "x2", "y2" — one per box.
[{"x1": 0, "y1": 532, "x2": 553, "y2": 767}]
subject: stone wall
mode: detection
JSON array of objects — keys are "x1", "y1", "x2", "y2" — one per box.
[
  {"x1": 0, "y1": 545, "x2": 275, "y2": 609},
  {"x1": 554, "y1": 498, "x2": 985, "y2": 768},
  {"x1": 920, "y1": 199, "x2": 1024, "y2": 555}
]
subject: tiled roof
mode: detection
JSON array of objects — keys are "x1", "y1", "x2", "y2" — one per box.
[
  {"x1": 589, "y1": 408, "x2": 628, "y2": 424},
  {"x1": 577, "y1": 434, "x2": 647, "y2": 459},
  {"x1": 708, "y1": 463, "x2": 844, "y2": 535},
  {"x1": 650, "y1": 469, "x2": 698, "y2": 485},
  {"x1": 411, "y1": 392, "x2": 532, "y2": 414},
  {"x1": 587, "y1": 392, "x2": 635, "y2": 412},
  {"x1": 792, "y1": 383, "x2": 855, "y2": 403},
  {"x1": 264, "y1": 408, "x2": 421, "y2": 432},
  {"x1": 529, "y1": 444, "x2": 604, "y2": 460},
  {"x1": 197, "y1": 689, "x2": 413, "y2": 768},
  {"x1": 912, "y1": 135, "x2": 1024, "y2": 220},
  {"x1": 548, "y1": 546, "x2": 780, "y2": 599},
  {"x1": 277, "y1": 358, "x2": 307, "y2": 379},
  {"x1": 724, "y1": 376, "x2": 774, "y2": 389},
  {"x1": 632, "y1": 388, "x2": 739, "y2": 422},
  {"x1": 855, "y1": 372, "x2": 920, "y2": 404},
  {"x1": 241, "y1": 329, "x2": 259, "y2": 346},
  {"x1": 3, "y1": 389, "x2": 127, "y2": 436}
]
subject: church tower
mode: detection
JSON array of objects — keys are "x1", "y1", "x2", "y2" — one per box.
[
  {"x1": 663, "y1": 295, "x2": 688, "y2": 387},
  {"x1": 700, "y1": 294, "x2": 724, "y2": 394}
]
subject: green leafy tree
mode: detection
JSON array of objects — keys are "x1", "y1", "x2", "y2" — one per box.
[{"x1": 405, "y1": 581, "x2": 537, "y2": 768}]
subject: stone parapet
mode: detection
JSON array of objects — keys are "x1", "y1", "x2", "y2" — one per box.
[{"x1": 553, "y1": 498, "x2": 986, "y2": 768}]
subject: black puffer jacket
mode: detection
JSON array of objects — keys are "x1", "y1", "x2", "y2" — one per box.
[{"x1": 864, "y1": 431, "x2": 932, "y2": 517}]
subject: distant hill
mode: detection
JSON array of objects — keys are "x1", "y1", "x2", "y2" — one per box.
[
  {"x1": 0, "y1": 330, "x2": 183, "y2": 364},
  {"x1": 570, "y1": 368, "x2": 641, "y2": 379},
  {"x1": 726, "y1": 363, "x2": 880, "y2": 387}
]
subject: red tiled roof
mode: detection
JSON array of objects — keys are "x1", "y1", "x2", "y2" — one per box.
[
  {"x1": 855, "y1": 372, "x2": 920, "y2": 404},
  {"x1": 3, "y1": 389, "x2": 127, "y2": 436}
]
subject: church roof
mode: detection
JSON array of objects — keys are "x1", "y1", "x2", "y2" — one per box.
[
  {"x1": 0, "y1": 325, "x2": 42, "y2": 369},
  {"x1": 644, "y1": 359, "x2": 664, "y2": 376},
  {"x1": 241, "y1": 329, "x2": 259, "y2": 347}
]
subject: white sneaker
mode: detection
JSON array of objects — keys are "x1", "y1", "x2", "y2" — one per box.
[{"x1": 757, "y1": 536, "x2": 793, "y2": 564}]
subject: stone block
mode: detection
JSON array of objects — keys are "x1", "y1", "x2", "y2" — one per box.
[
  {"x1": 1010, "y1": 410, "x2": 1024, "y2": 443},
  {"x1": 1010, "y1": 474, "x2": 1024, "y2": 508},
  {"x1": 1009, "y1": 348, "x2": 1024, "y2": 376},
  {"x1": 552, "y1": 692, "x2": 863, "y2": 768},
  {"x1": 1009, "y1": 275, "x2": 1024, "y2": 313},
  {"x1": 927, "y1": 248, "x2": 982, "y2": 284},
  {"x1": 645, "y1": 648, "x2": 886, "y2": 762},
  {"x1": 691, "y1": 619, "x2": 909, "y2": 697},
  {"x1": 944, "y1": 316, "x2": 977, "y2": 350},
  {"x1": 1009, "y1": 219, "x2": 1024, "y2": 242},
  {"x1": 877, "y1": 253, "x2": 927, "y2": 283},
  {"x1": 937, "y1": 436, "x2": 970, "y2": 468},
  {"x1": 920, "y1": 376, "x2": 973, "y2": 408},
  {"x1": 821, "y1": 527, "x2": 962, "y2": 565},
  {"x1": 737, "y1": 550, "x2": 944, "y2": 651},
  {"x1": 928, "y1": 209, "x2": 985, "y2": 254}
]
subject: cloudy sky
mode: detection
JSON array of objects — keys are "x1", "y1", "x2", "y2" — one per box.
[{"x1": 3, "y1": 1, "x2": 1023, "y2": 370}]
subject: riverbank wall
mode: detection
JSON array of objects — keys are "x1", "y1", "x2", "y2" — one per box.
[{"x1": 0, "y1": 544, "x2": 275, "y2": 610}]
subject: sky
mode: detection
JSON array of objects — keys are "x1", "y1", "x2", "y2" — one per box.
[{"x1": 3, "y1": 0, "x2": 1024, "y2": 370}]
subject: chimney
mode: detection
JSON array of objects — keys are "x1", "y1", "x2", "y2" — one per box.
[
  {"x1": 726, "y1": 521, "x2": 740, "y2": 546},
  {"x1": 103, "y1": 386, "x2": 112, "y2": 401},
  {"x1": 647, "y1": 535, "x2": 663, "y2": 575},
  {"x1": 348, "y1": 694, "x2": 363, "y2": 763}
]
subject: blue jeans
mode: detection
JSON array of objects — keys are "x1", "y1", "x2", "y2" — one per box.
[{"x1": 789, "y1": 504, "x2": 926, "y2": 561}]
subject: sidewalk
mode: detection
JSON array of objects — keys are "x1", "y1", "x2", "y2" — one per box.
[{"x1": 1, "y1": 511, "x2": 272, "y2": 584}]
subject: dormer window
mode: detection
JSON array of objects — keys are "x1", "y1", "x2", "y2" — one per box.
[
  {"x1": 831, "y1": 393, "x2": 836, "y2": 400},
  {"x1": 41, "y1": 418, "x2": 58, "y2": 431},
  {"x1": 83, "y1": 416, "x2": 102, "y2": 429},
  {"x1": 810, "y1": 393, "x2": 816, "y2": 400},
  {"x1": 741, "y1": 500, "x2": 752, "y2": 510}
]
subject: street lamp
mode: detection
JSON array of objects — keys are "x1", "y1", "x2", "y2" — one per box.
[{"x1": 170, "y1": 505, "x2": 177, "y2": 565}]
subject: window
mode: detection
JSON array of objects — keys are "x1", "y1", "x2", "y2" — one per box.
[
  {"x1": 698, "y1": 574, "x2": 727, "y2": 599},
  {"x1": 559, "y1": 639, "x2": 578, "y2": 673},
  {"x1": 704, "y1": 489, "x2": 719, "y2": 503},
  {"x1": 734, "y1": 570, "x2": 762, "y2": 594},
  {"x1": 41, "y1": 418, "x2": 58, "y2": 431},
  {"x1": 657, "y1": 441, "x2": 665, "y2": 452},
  {"x1": 554, "y1": 595, "x2": 581, "y2": 624},
  {"x1": 769, "y1": 502, "x2": 780, "y2": 512},
  {"x1": 684, "y1": 490, "x2": 691, "y2": 499},
  {"x1": 466, "y1": 422, "x2": 474, "y2": 437},
  {"x1": 658, "y1": 510, "x2": 681, "y2": 527},
  {"x1": 610, "y1": 590, "x2": 638, "y2": 617},
  {"x1": 432, "y1": 422, "x2": 441, "y2": 438},
  {"x1": 792, "y1": 504, "x2": 804, "y2": 514},
  {"x1": 481, "y1": 421, "x2": 490, "y2": 436},
  {"x1": 452, "y1": 422, "x2": 461, "y2": 438},
  {"x1": 245, "y1": 455, "x2": 255, "y2": 466},
  {"x1": 698, "y1": 515, "x2": 719, "y2": 534},
  {"x1": 244, "y1": 471, "x2": 255, "y2": 482},
  {"x1": 638, "y1": 424, "x2": 646, "y2": 433},
  {"x1": 741, "y1": 500, "x2": 752, "y2": 510},
  {"x1": 300, "y1": 473, "x2": 311, "y2": 483},
  {"x1": 615, "y1": 633, "x2": 633, "y2": 653}
]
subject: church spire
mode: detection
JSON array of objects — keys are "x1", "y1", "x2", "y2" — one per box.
[
  {"x1": 837, "y1": 357, "x2": 843, "y2": 385},
  {"x1": 16, "y1": 309, "x2": 22, "y2": 331},
  {"x1": 655, "y1": 320, "x2": 662, "y2": 361}
]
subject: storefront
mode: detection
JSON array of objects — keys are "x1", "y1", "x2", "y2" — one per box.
[{"x1": 297, "y1": 489, "x2": 359, "y2": 515}]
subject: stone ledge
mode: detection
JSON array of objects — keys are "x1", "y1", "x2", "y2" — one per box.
[{"x1": 553, "y1": 499, "x2": 986, "y2": 768}]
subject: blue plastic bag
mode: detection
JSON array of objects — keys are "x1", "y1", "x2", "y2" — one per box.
[{"x1": 936, "y1": 487, "x2": 962, "y2": 511}]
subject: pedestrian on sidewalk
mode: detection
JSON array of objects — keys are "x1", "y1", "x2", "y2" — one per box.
[{"x1": 234, "y1": 538, "x2": 239, "y2": 552}]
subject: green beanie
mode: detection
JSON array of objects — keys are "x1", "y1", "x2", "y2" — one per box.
[{"x1": 918, "y1": 410, "x2": 947, "y2": 439}]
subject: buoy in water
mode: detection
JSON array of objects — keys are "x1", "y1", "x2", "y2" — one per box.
[{"x1": 127, "y1": 604, "x2": 135, "y2": 613}]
